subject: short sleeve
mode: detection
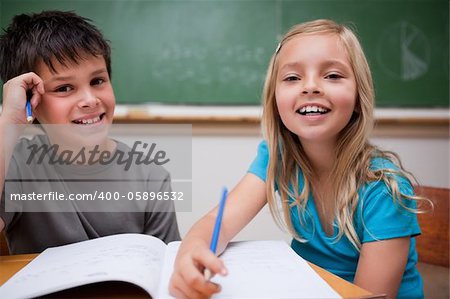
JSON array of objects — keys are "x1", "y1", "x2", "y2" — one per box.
[
  {"x1": 144, "y1": 167, "x2": 180, "y2": 243},
  {"x1": 248, "y1": 140, "x2": 269, "y2": 182},
  {"x1": 359, "y1": 180, "x2": 421, "y2": 243},
  {"x1": 1, "y1": 154, "x2": 23, "y2": 229}
]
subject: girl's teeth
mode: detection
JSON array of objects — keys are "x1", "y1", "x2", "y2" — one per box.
[{"x1": 299, "y1": 106, "x2": 329, "y2": 114}]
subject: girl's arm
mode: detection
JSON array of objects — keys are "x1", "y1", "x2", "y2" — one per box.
[
  {"x1": 169, "y1": 173, "x2": 267, "y2": 299},
  {"x1": 353, "y1": 237, "x2": 410, "y2": 298}
]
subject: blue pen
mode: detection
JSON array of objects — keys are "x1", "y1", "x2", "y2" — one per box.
[
  {"x1": 210, "y1": 187, "x2": 228, "y2": 253},
  {"x1": 25, "y1": 91, "x2": 33, "y2": 122},
  {"x1": 205, "y1": 187, "x2": 228, "y2": 280},
  {"x1": 25, "y1": 101, "x2": 33, "y2": 122}
]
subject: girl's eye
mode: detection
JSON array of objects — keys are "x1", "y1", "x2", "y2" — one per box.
[
  {"x1": 91, "y1": 78, "x2": 105, "y2": 86},
  {"x1": 284, "y1": 75, "x2": 300, "y2": 81},
  {"x1": 325, "y1": 73, "x2": 343, "y2": 80},
  {"x1": 54, "y1": 85, "x2": 73, "y2": 93}
]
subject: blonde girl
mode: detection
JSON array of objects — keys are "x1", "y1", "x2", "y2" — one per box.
[{"x1": 169, "y1": 19, "x2": 424, "y2": 299}]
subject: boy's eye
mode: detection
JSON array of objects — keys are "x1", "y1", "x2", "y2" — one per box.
[
  {"x1": 325, "y1": 73, "x2": 343, "y2": 80},
  {"x1": 91, "y1": 78, "x2": 105, "y2": 86},
  {"x1": 54, "y1": 85, "x2": 73, "y2": 93}
]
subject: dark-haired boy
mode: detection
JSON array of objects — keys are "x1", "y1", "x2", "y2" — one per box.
[{"x1": 0, "y1": 11, "x2": 180, "y2": 254}]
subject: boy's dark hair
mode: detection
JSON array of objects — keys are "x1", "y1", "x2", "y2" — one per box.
[{"x1": 0, "y1": 10, "x2": 111, "y2": 82}]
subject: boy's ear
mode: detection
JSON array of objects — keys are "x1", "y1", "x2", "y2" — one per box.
[
  {"x1": 32, "y1": 105, "x2": 42, "y2": 124},
  {"x1": 32, "y1": 118, "x2": 40, "y2": 125}
]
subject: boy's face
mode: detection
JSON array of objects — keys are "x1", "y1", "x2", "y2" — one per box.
[{"x1": 34, "y1": 53, "x2": 115, "y2": 127}]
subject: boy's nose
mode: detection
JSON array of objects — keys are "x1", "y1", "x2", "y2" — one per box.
[{"x1": 79, "y1": 92, "x2": 99, "y2": 108}]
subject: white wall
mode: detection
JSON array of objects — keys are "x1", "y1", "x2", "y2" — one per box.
[
  {"x1": 370, "y1": 136, "x2": 449, "y2": 188},
  {"x1": 115, "y1": 127, "x2": 449, "y2": 240},
  {"x1": 188, "y1": 136, "x2": 288, "y2": 241},
  {"x1": 181, "y1": 134, "x2": 449, "y2": 241}
]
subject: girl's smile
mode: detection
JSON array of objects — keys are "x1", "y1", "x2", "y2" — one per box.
[{"x1": 275, "y1": 33, "x2": 357, "y2": 146}]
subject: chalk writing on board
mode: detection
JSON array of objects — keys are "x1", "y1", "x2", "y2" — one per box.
[
  {"x1": 377, "y1": 21, "x2": 430, "y2": 81},
  {"x1": 150, "y1": 44, "x2": 268, "y2": 87}
]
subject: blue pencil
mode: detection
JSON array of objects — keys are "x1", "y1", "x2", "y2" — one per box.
[
  {"x1": 209, "y1": 187, "x2": 228, "y2": 254},
  {"x1": 25, "y1": 100, "x2": 33, "y2": 122},
  {"x1": 204, "y1": 187, "x2": 228, "y2": 280}
]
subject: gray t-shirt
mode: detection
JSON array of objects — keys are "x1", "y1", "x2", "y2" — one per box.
[{"x1": 1, "y1": 135, "x2": 180, "y2": 254}]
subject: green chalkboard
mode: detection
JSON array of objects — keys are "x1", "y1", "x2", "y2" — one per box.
[
  {"x1": 281, "y1": 0, "x2": 449, "y2": 108},
  {"x1": 0, "y1": 0, "x2": 448, "y2": 107}
]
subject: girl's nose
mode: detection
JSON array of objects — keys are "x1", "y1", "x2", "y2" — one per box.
[{"x1": 301, "y1": 77, "x2": 322, "y2": 95}]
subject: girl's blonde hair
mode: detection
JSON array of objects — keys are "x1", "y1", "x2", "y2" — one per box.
[{"x1": 262, "y1": 19, "x2": 427, "y2": 250}]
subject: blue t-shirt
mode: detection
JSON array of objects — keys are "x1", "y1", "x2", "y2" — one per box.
[{"x1": 248, "y1": 141, "x2": 423, "y2": 299}]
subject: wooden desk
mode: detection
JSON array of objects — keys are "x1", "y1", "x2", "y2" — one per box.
[{"x1": 0, "y1": 254, "x2": 378, "y2": 298}]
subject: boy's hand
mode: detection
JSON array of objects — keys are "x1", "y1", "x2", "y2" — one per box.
[
  {"x1": 1, "y1": 72, "x2": 44, "y2": 124},
  {"x1": 169, "y1": 242, "x2": 228, "y2": 299}
]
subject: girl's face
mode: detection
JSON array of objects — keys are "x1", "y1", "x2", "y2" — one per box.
[{"x1": 275, "y1": 33, "x2": 357, "y2": 146}]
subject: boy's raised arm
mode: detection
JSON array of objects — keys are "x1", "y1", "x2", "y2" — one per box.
[{"x1": 0, "y1": 73, "x2": 44, "y2": 232}]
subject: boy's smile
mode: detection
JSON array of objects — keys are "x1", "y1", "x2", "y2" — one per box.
[{"x1": 34, "y1": 53, "x2": 115, "y2": 127}]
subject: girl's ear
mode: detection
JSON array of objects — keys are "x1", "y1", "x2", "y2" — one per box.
[
  {"x1": 349, "y1": 110, "x2": 360, "y2": 123},
  {"x1": 350, "y1": 100, "x2": 361, "y2": 122},
  {"x1": 354, "y1": 97, "x2": 361, "y2": 113}
]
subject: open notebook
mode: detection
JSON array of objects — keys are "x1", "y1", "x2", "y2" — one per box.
[{"x1": 0, "y1": 233, "x2": 340, "y2": 298}]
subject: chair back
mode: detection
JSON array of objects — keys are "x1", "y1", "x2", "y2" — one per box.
[
  {"x1": 414, "y1": 186, "x2": 449, "y2": 267},
  {"x1": 0, "y1": 231, "x2": 9, "y2": 255}
]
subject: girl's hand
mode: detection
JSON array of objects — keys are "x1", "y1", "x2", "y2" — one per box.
[
  {"x1": 1, "y1": 72, "x2": 44, "y2": 124},
  {"x1": 169, "y1": 174, "x2": 266, "y2": 298},
  {"x1": 169, "y1": 241, "x2": 228, "y2": 299}
]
